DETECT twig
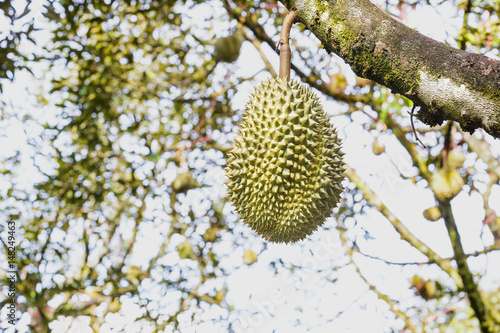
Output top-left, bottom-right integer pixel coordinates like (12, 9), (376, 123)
(344, 166), (463, 287)
(359, 246), (499, 266)
(338, 227), (417, 331)
(408, 105), (427, 149)
(384, 115), (432, 180)
(225, 2), (367, 105)
(244, 26), (277, 77)
(278, 11), (298, 79)
(422, 299), (468, 324)
(400, 125), (444, 133)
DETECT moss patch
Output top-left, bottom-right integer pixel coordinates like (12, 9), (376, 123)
(340, 32), (421, 96)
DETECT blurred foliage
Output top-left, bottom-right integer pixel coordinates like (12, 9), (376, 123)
(0, 0), (499, 332)
(457, 0), (500, 52)
(0, 0), (36, 92)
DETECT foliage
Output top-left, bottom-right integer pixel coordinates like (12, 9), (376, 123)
(0, 0), (499, 332)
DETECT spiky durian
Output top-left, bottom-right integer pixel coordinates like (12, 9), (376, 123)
(447, 150), (466, 169)
(429, 169), (464, 202)
(172, 172), (200, 193)
(214, 28), (244, 63)
(423, 206), (441, 221)
(372, 138), (385, 155)
(177, 240), (196, 260)
(410, 275), (442, 300)
(242, 249), (258, 265)
(225, 77), (345, 243)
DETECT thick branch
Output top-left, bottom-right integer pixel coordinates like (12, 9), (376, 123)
(223, 1), (369, 105)
(279, 0), (500, 138)
(438, 201), (500, 333)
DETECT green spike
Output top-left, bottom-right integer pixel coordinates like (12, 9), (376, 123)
(283, 168), (291, 177)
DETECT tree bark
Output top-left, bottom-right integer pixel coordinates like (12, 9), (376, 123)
(278, 0), (500, 139)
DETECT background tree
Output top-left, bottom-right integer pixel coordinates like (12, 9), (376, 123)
(0, 0), (499, 332)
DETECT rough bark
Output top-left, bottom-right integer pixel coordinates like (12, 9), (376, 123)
(278, 0), (500, 139)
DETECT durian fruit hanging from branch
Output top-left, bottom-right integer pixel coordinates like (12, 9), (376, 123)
(372, 138), (385, 156)
(430, 168), (464, 202)
(225, 11), (345, 243)
(429, 148), (465, 202)
(214, 27), (244, 63)
(446, 150), (466, 169)
(422, 206), (441, 222)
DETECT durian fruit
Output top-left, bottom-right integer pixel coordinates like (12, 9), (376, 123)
(203, 227), (217, 243)
(172, 172), (200, 193)
(447, 150), (466, 169)
(423, 206), (441, 222)
(372, 138), (385, 155)
(214, 28), (244, 63)
(410, 275), (442, 300)
(242, 249), (258, 265)
(225, 77), (345, 243)
(125, 265), (145, 285)
(177, 240), (196, 260)
(429, 169), (464, 202)
(107, 299), (121, 313)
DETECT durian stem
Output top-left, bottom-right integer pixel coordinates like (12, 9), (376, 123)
(279, 11), (297, 79)
(439, 201), (500, 332)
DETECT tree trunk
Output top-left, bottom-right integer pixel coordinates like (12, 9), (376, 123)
(278, 0), (500, 139)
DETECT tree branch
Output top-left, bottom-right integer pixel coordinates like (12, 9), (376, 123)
(358, 246), (499, 266)
(338, 227), (417, 331)
(438, 201), (500, 332)
(223, 1), (369, 106)
(243, 26), (277, 77)
(344, 166), (463, 288)
(279, 0), (500, 138)
(462, 131), (500, 246)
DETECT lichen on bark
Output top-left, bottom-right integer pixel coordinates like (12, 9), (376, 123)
(280, 0), (500, 138)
